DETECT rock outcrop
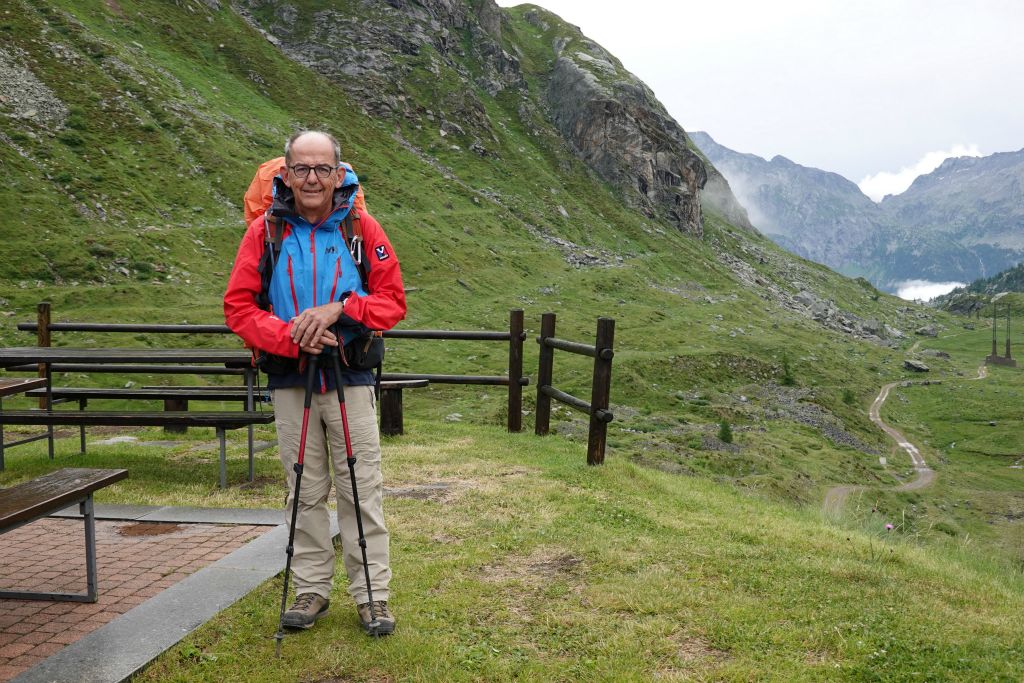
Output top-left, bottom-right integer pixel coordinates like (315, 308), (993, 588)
(235, 1), (751, 239)
(545, 49), (707, 236)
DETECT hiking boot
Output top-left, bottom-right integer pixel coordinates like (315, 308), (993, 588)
(282, 593), (329, 629)
(357, 600), (395, 636)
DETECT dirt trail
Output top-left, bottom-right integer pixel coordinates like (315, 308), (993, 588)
(822, 364), (987, 515)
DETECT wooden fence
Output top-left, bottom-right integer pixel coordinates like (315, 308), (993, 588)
(381, 309), (528, 432)
(535, 312), (615, 465)
(18, 304), (529, 433)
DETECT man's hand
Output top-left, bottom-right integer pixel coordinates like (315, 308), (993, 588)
(291, 301), (344, 351)
(298, 328), (338, 355)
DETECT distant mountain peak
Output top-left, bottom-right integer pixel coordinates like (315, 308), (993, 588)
(691, 134), (1024, 290)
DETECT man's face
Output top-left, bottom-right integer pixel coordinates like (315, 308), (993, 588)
(282, 133), (342, 222)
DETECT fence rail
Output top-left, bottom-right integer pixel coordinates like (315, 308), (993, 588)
(535, 313), (615, 465)
(16, 304), (528, 432)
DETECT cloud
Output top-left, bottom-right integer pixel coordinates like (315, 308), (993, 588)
(896, 280), (965, 302)
(858, 144), (983, 202)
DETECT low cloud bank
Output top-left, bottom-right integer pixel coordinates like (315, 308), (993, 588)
(858, 144), (982, 202)
(896, 280), (965, 301)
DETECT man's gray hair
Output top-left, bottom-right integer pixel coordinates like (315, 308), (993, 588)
(284, 130), (341, 165)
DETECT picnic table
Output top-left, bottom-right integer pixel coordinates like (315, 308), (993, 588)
(1, 468), (128, 602)
(0, 347), (267, 487)
(0, 378), (49, 470)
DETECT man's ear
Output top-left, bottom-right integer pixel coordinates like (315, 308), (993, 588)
(334, 168), (345, 189)
(280, 163), (291, 187)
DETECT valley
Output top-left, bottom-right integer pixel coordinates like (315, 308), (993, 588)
(0, 0), (1021, 679)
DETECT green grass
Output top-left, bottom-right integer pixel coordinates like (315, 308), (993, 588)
(864, 326), (1024, 563)
(7, 421), (1020, 681)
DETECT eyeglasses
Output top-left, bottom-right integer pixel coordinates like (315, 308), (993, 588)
(288, 164), (338, 180)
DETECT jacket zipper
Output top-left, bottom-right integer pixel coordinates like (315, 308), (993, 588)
(329, 257), (342, 303)
(310, 230), (318, 307)
(286, 255), (299, 319)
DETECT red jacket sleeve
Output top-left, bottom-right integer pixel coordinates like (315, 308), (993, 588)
(342, 210), (407, 331)
(223, 217), (301, 358)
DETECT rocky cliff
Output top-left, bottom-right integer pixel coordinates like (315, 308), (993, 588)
(233, 0), (751, 238)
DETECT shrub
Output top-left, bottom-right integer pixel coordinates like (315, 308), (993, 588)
(842, 388), (856, 405)
(58, 131), (85, 147)
(718, 420), (733, 444)
(780, 353), (796, 386)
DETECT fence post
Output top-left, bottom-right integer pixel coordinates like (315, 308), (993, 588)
(535, 312), (555, 436)
(507, 309), (524, 432)
(37, 302), (51, 409)
(587, 317), (615, 465)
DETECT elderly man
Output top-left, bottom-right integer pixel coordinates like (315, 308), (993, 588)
(225, 130), (406, 635)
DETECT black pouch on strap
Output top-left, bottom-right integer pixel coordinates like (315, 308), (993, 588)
(255, 350), (300, 375)
(344, 332), (385, 371)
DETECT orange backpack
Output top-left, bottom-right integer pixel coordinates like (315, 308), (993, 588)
(243, 156), (367, 224)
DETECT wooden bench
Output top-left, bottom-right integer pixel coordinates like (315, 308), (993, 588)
(0, 378), (49, 471)
(0, 411), (274, 488)
(0, 468), (128, 602)
(24, 386), (269, 451)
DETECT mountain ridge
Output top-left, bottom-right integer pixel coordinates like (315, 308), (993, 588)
(691, 131), (1024, 290)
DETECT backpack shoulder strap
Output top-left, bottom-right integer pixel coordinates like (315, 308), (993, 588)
(343, 210), (371, 293)
(256, 216), (285, 311)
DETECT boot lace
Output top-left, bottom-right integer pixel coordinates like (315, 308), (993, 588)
(292, 593), (318, 611)
(369, 600), (391, 618)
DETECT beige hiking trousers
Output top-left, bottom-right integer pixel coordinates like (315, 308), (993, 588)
(273, 383), (390, 604)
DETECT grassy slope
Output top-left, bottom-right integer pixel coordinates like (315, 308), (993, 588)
(0, 0), (1022, 678)
(868, 328), (1024, 560)
(5, 422), (1022, 681)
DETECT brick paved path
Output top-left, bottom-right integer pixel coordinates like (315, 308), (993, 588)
(0, 518), (269, 681)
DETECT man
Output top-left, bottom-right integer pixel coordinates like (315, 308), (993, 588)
(224, 130), (406, 636)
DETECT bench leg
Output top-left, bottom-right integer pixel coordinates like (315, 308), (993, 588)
(82, 495), (98, 602)
(164, 398), (188, 433)
(246, 369), (255, 482)
(248, 425), (255, 482)
(248, 425), (254, 482)
(218, 427), (227, 489)
(79, 397), (87, 454)
(46, 364), (54, 460)
(0, 494), (100, 602)
(380, 388), (404, 436)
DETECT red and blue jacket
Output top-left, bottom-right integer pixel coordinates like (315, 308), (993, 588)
(224, 172), (406, 390)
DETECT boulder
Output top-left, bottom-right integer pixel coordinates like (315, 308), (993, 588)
(915, 324), (939, 337)
(904, 359), (930, 372)
(884, 324), (906, 339)
(794, 290), (818, 308)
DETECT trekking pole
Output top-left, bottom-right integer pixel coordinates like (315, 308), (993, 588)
(325, 342), (382, 636)
(274, 354), (319, 657)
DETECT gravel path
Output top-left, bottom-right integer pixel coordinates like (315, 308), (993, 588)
(822, 364), (986, 515)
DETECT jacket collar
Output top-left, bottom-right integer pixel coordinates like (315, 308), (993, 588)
(268, 171), (358, 226)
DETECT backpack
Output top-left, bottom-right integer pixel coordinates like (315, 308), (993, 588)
(243, 156), (367, 225)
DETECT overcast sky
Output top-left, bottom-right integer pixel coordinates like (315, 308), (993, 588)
(496, 0), (1024, 201)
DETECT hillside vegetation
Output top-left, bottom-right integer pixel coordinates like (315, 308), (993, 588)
(1, 1), (1022, 679)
